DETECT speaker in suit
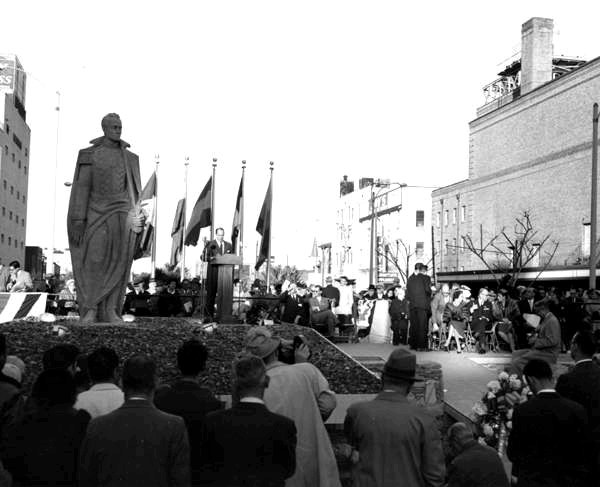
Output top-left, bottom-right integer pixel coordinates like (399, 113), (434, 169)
(202, 229), (233, 319)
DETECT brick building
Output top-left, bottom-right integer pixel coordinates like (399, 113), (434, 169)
(432, 17), (600, 287)
(0, 54), (30, 266)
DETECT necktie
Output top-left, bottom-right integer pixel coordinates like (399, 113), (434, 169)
(220, 243), (223, 254)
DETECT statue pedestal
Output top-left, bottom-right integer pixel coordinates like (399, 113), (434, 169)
(213, 254), (242, 322)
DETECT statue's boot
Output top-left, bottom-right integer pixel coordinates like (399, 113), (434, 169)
(80, 309), (97, 324)
(105, 309), (124, 323)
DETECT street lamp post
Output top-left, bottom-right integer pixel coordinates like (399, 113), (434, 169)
(590, 102), (599, 290)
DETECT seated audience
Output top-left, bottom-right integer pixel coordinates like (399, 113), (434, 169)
(123, 279), (152, 316)
(493, 289), (520, 352)
(443, 289), (469, 353)
(2, 369), (91, 487)
(157, 280), (183, 317)
(446, 422), (509, 487)
(57, 279), (79, 316)
(245, 327), (340, 487)
(308, 285), (337, 337)
(279, 283), (310, 325)
(6, 261), (33, 293)
(78, 355), (190, 487)
(154, 340), (223, 485)
(510, 298), (561, 377)
(199, 354), (297, 486)
(74, 347), (124, 419)
(507, 359), (592, 486)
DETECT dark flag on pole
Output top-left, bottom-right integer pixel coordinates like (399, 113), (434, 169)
(136, 171), (157, 259)
(231, 174), (243, 253)
(255, 177), (272, 271)
(170, 198), (186, 266)
(185, 176), (212, 246)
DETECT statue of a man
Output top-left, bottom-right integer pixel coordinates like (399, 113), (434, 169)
(67, 113), (145, 323)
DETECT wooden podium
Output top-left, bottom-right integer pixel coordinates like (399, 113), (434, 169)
(212, 254), (242, 322)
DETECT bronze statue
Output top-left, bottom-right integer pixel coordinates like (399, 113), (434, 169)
(67, 114), (145, 323)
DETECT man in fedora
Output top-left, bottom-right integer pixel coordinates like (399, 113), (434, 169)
(344, 348), (445, 487)
(244, 327), (340, 487)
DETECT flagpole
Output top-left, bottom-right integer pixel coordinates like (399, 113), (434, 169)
(150, 154), (159, 281)
(181, 157), (189, 282)
(266, 161), (274, 290)
(240, 160), (246, 269)
(211, 158), (217, 238)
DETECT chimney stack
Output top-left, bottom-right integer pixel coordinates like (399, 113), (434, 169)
(520, 17), (554, 95)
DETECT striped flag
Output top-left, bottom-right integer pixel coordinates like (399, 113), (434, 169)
(137, 172), (157, 259)
(231, 173), (243, 253)
(170, 198), (186, 266)
(0, 293), (48, 323)
(255, 177), (272, 270)
(185, 176), (212, 246)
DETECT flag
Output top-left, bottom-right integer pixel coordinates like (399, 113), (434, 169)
(185, 176), (212, 246)
(255, 177), (272, 270)
(137, 172), (157, 259)
(231, 174), (243, 253)
(170, 198), (186, 266)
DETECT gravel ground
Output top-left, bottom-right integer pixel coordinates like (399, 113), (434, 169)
(0, 318), (382, 395)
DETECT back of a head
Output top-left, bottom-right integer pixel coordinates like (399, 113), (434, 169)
(233, 354), (267, 398)
(177, 340), (208, 376)
(447, 422), (474, 453)
(43, 344), (80, 371)
(87, 347), (120, 383)
(122, 355), (156, 395)
(32, 369), (77, 409)
(523, 358), (553, 381)
(572, 331), (597, 357)
(0, 334), (6, 367)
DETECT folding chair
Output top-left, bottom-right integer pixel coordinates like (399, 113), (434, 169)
(485, 323), (500, 353)
(463, 324), (476, 352)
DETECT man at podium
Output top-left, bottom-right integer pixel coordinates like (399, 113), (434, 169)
(202, 228), (234, 320)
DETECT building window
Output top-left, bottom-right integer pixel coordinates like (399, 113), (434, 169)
(416, 241), (424, 258)
(24, 165), (27, 175)
(21, 219), (24, 227)
(25, 147), (28, 157)
(436, 240), (441, 256)
(8, 237), (11, 246)
(15, 215), (18, 224)
(461, 205), (466, 223)
(18, 160), (21, 169)
(452, 237), (457, 254)
(20, 241), (23, 249)
(10, 186), (13, 195)
(11, 153), (15, 163)
(416, 210), (425, 227)
(3, 145), (7, 155)
(9, 211), (12, 221)
(444, 239), (449, 255)
(16, 191), (19, 200)
(2, 180), (6, 190)
(22, 195), (25, 204)
(0, 234), (3, 244)
(435, 212), (440, 227)
(444, 210), (448, 226)
(452, 208), (457, 225)
(14, 239), (17, 248)
(1, 207), (4, 216)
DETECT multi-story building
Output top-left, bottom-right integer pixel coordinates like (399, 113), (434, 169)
(0, 54), (30, 266)
(432, 17), (600, 287)
(333, 176), (432, 289)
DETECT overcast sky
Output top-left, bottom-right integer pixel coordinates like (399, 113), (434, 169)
(1, 0), (599, 273)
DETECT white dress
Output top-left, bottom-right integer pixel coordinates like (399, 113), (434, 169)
(335, 285), (354, 316)
(369, 298), (392, 344)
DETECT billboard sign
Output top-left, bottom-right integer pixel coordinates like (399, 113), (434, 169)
(0, 54), (15, 91)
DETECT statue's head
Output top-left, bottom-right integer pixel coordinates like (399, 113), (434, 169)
(101, 113), (122, 142)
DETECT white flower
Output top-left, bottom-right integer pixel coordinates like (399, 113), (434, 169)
(487, 380), (501, 393)
(509, 378), (522, 391)
(506, 408), (513, 420)
(472, 401), (488, 416)
(506, 421), (513, 429)
(487, 391), (497, 400)
(478, 437), (487, 446)
(498, 371), (509, 381)
(483, 424), (494, 437)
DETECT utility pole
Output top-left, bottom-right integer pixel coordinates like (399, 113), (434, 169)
(369, 182), (376, 284)
(590, 102), (599, 289)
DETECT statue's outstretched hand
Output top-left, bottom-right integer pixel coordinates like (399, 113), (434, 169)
(68, 221), (86, 247)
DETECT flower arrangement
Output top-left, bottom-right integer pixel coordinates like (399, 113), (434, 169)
(471, 370), (532, 456)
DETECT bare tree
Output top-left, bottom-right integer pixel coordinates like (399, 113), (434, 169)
(377, 237), (432, 285)
(461, 210), (559, 288)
